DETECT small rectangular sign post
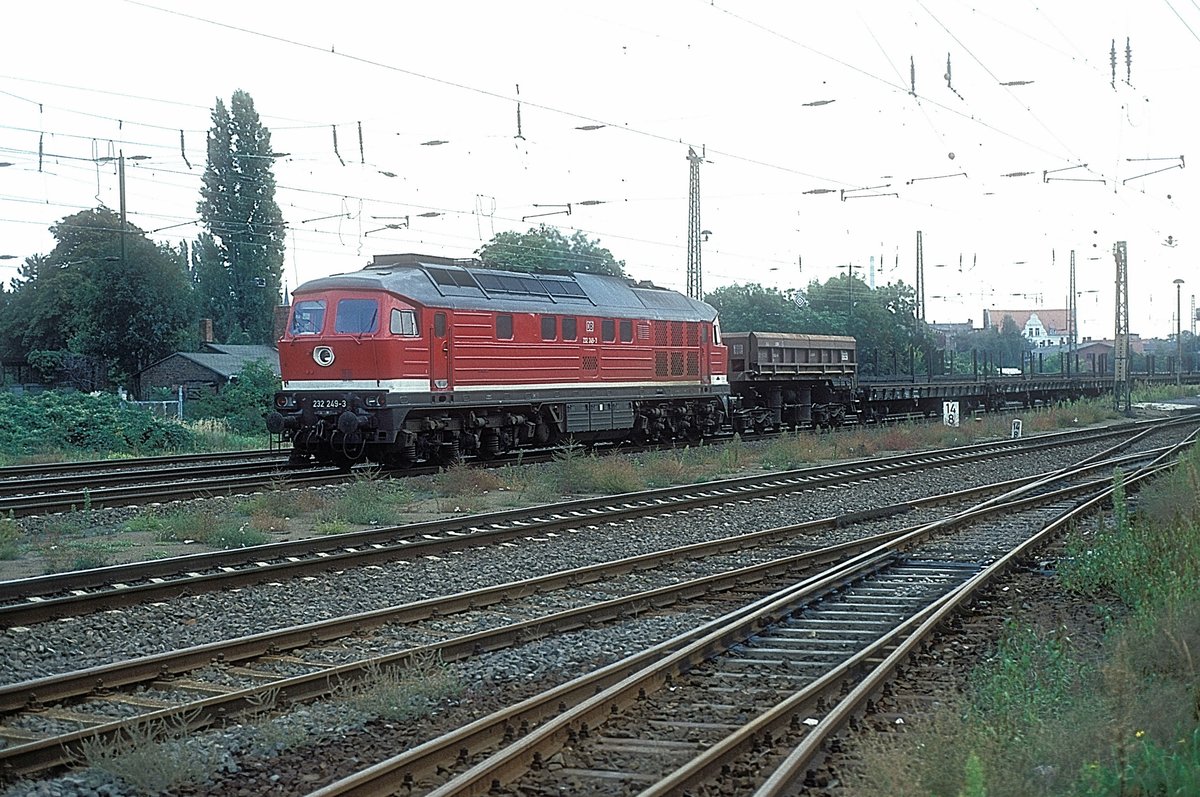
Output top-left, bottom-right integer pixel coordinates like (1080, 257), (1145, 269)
(942, 400), (960, 427)
(1011, 419), (1023, 438)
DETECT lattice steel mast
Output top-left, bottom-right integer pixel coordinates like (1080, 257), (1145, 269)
(1113, 241), (1131, 413)
(915, 230), (925, 321)
(1068, 250), (1077, 375)
(686, 147), (704, 301)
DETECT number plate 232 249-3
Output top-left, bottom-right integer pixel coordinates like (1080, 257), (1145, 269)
(311, 398), (348, 410)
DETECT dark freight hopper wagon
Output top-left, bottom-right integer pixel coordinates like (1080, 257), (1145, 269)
(723, 331), (858, 431)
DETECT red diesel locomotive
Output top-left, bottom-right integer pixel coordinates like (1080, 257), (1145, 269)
(267, 253), (730, 466)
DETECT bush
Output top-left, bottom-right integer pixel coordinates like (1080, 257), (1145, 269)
(0, 390), (193, 460)
(185, 360), (279, 436)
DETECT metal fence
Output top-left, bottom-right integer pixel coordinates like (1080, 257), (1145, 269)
(128, 399), (184, 421)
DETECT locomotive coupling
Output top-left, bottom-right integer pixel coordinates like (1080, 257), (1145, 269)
(265, 411), (291, 434)
(337, 410), (373, 435)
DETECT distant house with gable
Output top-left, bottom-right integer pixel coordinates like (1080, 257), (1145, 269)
(135, 343), (280, 400)
(983, 308), (1071, 347)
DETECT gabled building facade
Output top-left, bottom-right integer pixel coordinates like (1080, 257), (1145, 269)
(983, 308), (1071, 347)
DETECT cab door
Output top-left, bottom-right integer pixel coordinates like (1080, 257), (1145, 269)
(430, 311), (452, 390)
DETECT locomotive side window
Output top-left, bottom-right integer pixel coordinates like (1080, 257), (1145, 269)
(434, 313), (447, 337)
(602, 319), (616, 342)
(290, 300), (326, 335)
(497, 314), (514, 340)
(619, 319), (633, 342)
(541, 316), (557, 341)
(562, 317), (578, 340)
(334, 299), (379, 334)
(389, 308), (419, 336)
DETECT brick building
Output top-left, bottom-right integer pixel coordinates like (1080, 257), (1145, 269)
(135, 343), (280, 400)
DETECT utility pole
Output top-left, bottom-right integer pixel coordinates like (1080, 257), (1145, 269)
(686, 147), (704, 301)
(1113, 241), (1131, 414)
(118, 150), (127, 267)
(1175, 278), (1185, 384)
(1068, 250), (1076, 376)
(915, 230), (925, 322)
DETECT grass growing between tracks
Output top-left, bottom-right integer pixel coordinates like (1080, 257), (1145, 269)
(0, 397), (1131, 579)
(852, 450), (1200, 797)
(62, 659), (464, 794)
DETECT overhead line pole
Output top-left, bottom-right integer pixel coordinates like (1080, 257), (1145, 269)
(1068, 250), (1076, 376)
(686, 147), (704, 301)
(1113, 241), (1130, 414)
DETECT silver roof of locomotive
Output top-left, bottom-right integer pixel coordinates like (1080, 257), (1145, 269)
(293, 253), (718, 323)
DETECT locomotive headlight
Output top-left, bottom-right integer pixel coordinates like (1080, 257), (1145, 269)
(275, 394), (296, 409)
(364, 394), (383, 407)
(313, 346), (335, 367)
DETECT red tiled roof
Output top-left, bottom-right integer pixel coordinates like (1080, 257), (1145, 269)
(984, 308), (1071, 334)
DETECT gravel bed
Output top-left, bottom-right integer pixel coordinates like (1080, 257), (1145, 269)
(2, 425), (1189, 796)
(2, 612), (713, 797)
(0, 443), (1130, 687)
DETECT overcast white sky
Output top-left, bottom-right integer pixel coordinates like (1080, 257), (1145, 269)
(2, 1), (1198, 340)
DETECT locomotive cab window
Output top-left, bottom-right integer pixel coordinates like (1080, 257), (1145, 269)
(619, 319), (633, 343)
(389, 308), (420, 336)
(602, 319), (616, 342)
(562, 317), (578, 341)
(334, 299), (378, 334)
(497, 314), (514, 340)
(290, 300), (326, 335)
(541, 316), (557, 341)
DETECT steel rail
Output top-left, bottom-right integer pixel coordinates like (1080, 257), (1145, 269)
(0, 460), (302, 496)
(0, 448), (1161, 779)
(302, 447), (1184, 796)
(0, 464), (1089, 712)
(0, 423), (1177, 624)
(751, 458), (1181, 795)
(0, 449), (285, 479)
(6, 417), (1183, 602)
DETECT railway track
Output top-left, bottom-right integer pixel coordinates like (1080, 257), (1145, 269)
(7, 409), (1194, 518)
(0, 418), (1189, 626)
(0, 449), (286, 480)
(307, 435), (1193, 796)
(0, 437), (1182, 781)
(2, 417), (1190, 782)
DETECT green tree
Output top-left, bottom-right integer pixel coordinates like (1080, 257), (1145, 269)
(5, 252), (80, 358)
(704, 283), (808, 332)
(14, 208), (194, 385)
(197, 90), (285, 343)
(958, 315), (1030, 371)
(476, 225), (625, 276)
(0, 210), (194, 387)
(706, 276), (934, 376)
(186, 360), (279, 435)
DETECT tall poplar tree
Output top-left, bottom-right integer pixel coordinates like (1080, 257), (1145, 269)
(196, 90), (285, 343)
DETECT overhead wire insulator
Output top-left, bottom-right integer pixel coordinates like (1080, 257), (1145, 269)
(332, 125), (345, 166)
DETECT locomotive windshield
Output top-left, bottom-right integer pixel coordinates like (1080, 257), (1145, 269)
(290, 300), (326, 335)
(334, 298), (379, 334)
